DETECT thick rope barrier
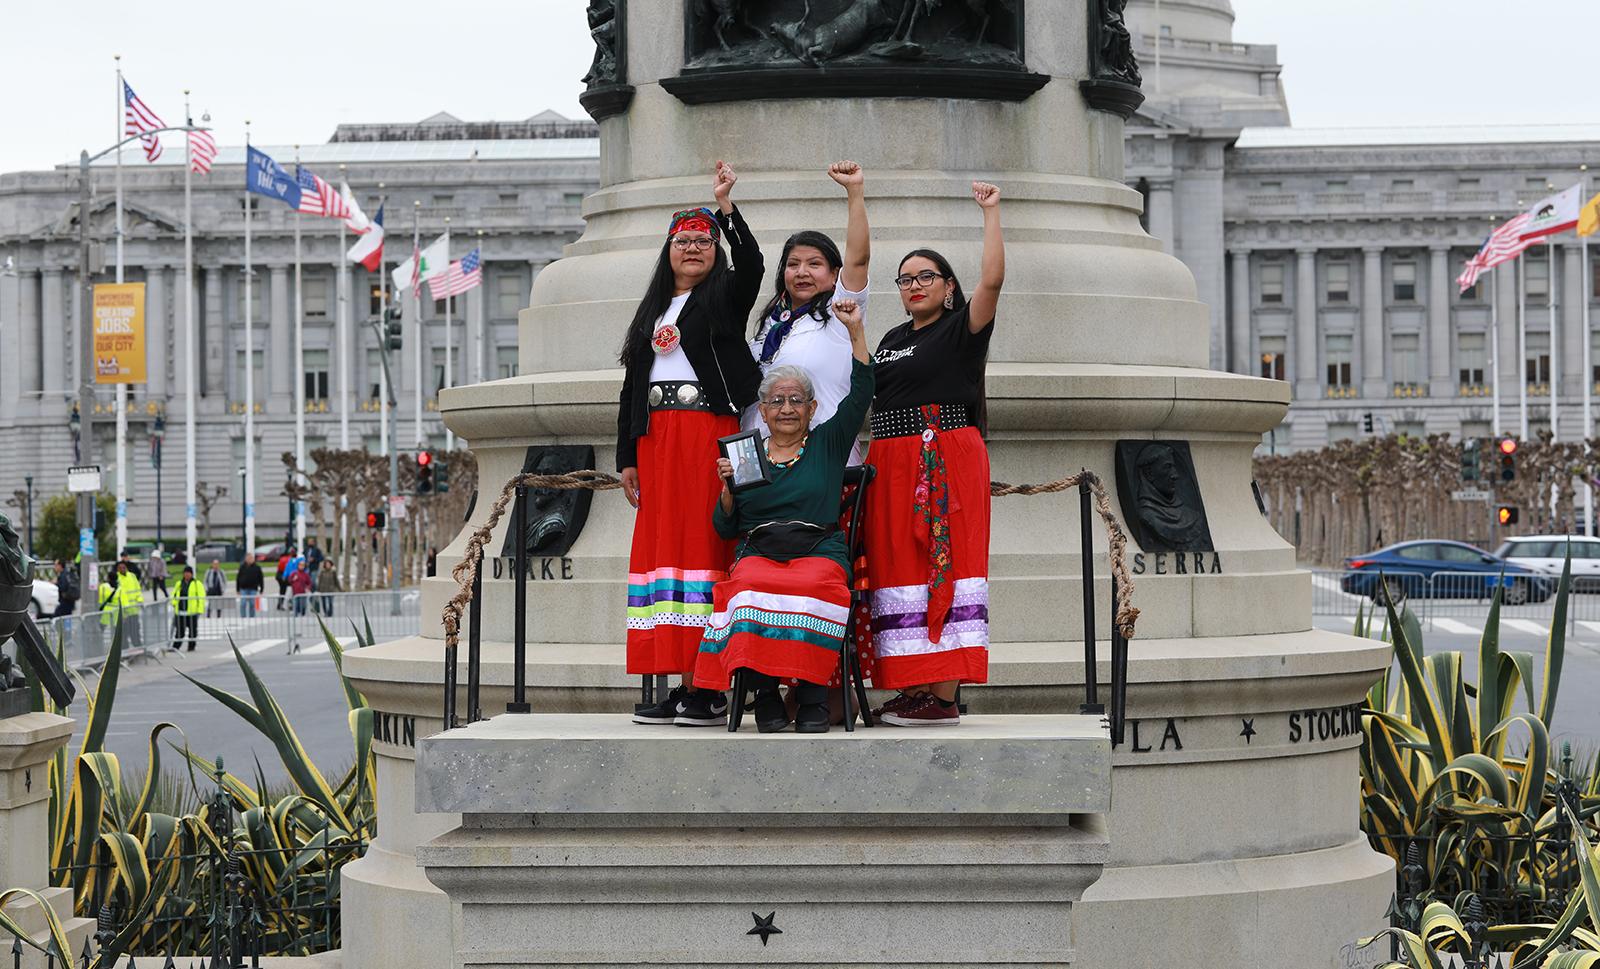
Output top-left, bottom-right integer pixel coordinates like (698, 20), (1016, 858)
(443, 468), (1141, 657)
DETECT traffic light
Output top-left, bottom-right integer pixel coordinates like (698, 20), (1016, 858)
(435, 461), (450, 494)
(366, 510), (386, 529)
(1460, 438), (1480, 482)
(416, 450), (434, 495)
(385, 306), (403, 351)
(1498, 437), (1518, 482)
(1363, 412), (1374, 434)
(1497, 505), (1519, 526)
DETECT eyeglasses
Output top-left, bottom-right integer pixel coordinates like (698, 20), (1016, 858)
(761, 394), (812, 409)
(672, 236), (715, 252)
(895, 270), (945, 290)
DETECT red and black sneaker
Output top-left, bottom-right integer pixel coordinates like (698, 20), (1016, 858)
(870, 692), (918, 720)
(880, 692), (960, 727)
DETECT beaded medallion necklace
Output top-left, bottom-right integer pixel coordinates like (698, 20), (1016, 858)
(765, 434), (808, 469)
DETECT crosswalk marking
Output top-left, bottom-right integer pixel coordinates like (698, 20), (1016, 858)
(295, 636), (356, 657)
(1501, 619), (1549, 637)
(1575, 621), (1600, 637)
(237, 638), (285, 657)
(1430, 618), (1481, 636)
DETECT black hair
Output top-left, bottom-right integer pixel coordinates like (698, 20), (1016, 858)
(754, 231), (844, 335)
(898, 247), (987, 435)
(618, 237), (730, 367)
(898, 248), (968, 313)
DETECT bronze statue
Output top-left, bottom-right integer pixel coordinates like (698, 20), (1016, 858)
(771, 0), (897, 64)
(694, 0), (747, 51)
(1097, 0), (1141, 87)
(0, 511), (74, 710)
(684, 0), (1026, 68)
(501, 446), (597, 560)
(583, 0), (622, 88)
(1114, 441), (1214, 553)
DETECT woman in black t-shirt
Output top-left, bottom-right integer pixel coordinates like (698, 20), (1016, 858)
(865, 181), (1005, 727)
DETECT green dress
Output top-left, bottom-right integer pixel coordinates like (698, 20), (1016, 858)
(713, 358), (874, 572)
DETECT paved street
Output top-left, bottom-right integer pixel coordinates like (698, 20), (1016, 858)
(61, 634), (362, 787)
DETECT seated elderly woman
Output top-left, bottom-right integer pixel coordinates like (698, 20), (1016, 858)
(692, 298), (872, 732)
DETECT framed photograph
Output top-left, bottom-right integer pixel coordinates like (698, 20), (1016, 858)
(718, 430), (772, 494)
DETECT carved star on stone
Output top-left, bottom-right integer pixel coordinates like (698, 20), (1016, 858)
(1239, 719), (1257, 745)
(748, 911), (783, 946)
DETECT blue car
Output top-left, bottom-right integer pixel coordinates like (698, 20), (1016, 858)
(1339, 540), (1555, 605)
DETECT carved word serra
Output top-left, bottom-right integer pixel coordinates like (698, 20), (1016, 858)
(1131, 551), (1223, 575)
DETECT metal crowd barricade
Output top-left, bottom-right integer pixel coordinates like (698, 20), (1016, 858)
(34, 588), (421, 670)
(1309, 568), (1583, 637)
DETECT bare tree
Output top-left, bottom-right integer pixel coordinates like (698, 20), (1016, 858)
(193, 482), (230, 543)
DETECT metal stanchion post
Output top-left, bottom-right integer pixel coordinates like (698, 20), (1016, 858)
(468, 561), (483, 723)
(507, 485), (530, 713)
(1079, 476), (1103, 716)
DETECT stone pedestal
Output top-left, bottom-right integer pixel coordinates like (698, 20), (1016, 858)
(415, 714), (1109, 968)
(0, 713), (93, 967)
(338, 1), (1394, 966)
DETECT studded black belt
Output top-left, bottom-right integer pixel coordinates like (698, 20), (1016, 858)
(869, 403), (975, 439)
(647, 380), (714, 412)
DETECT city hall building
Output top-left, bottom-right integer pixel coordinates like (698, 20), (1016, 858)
(2, 0), (1596, 539)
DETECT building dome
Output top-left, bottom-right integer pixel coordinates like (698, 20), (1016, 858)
(1125, 0), (1236, 44)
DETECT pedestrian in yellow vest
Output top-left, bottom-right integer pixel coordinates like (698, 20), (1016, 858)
(99, 561), (146, 651)
(172, 565), (206, 653)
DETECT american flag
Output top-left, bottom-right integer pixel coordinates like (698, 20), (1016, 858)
(293, 166), (352, 220)
(428, 248), (483, 300)
(122, 80), (165, 163)
(187, 127), (217, 175)
(1458, 212), (1536, 293)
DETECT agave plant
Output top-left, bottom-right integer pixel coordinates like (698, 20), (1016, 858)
(0, 615), (375, 965)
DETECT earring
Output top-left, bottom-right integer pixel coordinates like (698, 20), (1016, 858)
(943, 293), (954, 309)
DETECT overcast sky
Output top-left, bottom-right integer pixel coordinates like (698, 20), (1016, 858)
(1, 0), (1591, 175)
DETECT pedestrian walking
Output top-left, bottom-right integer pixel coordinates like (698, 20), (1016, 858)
(52, 559), (79, 617)
(146, 550), (168, 599)
(275, 548), (293, 610)
(171, 565), (206, 653)
(315, 560), (339, 615)
(204, 561), (226, 617)
(98, 560), (145, 651)
(236, 553), (264, 618)
(306, 539), (324, 581)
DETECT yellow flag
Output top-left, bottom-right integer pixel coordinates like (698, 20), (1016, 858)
(1580, 191), (1600, 238)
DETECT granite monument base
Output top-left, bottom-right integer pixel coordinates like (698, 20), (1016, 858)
(413, 714), (1109, 968)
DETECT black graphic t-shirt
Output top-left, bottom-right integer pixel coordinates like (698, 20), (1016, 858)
(871, 303), (993, 412)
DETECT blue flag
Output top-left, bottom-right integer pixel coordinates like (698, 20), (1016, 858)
(246, 146), (301, 209)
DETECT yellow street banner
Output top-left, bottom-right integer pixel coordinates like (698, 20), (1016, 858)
(1579, 191), (1600, 238)
(92, 283), (146, 384)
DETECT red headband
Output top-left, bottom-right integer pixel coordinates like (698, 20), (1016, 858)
(668, 207), (720, 241)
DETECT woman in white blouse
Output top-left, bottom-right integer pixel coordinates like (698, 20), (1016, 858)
(743, 161), (871, 461)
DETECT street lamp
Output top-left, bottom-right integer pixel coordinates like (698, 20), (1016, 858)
(150, 415), (165, 549)
(22, 475), (33, 558)
(68, 404), (81, 463)
(237, 466), (247, 559)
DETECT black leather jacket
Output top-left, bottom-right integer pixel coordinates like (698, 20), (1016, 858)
(615, 205), (764, 470)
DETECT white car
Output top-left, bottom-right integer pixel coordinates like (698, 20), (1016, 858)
(1494, 535), (1600, 591)
(29, 578), (60, 618)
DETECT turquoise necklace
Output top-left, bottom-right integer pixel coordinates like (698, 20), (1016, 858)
(765, 434), (808, 468)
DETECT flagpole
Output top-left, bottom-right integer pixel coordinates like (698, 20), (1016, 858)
(183, 91), (198, 564)
(443, 217), (453, 452)
(243, 122), (256, 553)
(1583, 163), (1594, 534)
(413, 201), (422, 449)
(1519, 250), (1529, 441)
(475, 228), (486, 386)
(1491, 260), (1501, 437)
(337, 165), (351, 585)
(292, 146), (306, 551)
(377, 185), (389, 459)
(113, 57), (128, 559)
(1550, 236), (1560, 441)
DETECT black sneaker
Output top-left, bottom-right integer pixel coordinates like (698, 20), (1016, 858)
(674, 689), (729, 727)
(632, 684), (689, 725)
(754, 690), (790, 733)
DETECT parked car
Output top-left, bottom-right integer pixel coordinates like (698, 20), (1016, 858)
(29, 578), (59, 619)
(195, 542), (243, 563)
(1494, 535), (1600, 592)
(1339, 540), (1555, 606)
(254, 543), (288, 561)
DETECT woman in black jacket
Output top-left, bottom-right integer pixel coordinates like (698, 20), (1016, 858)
(621, 161), (765, 728)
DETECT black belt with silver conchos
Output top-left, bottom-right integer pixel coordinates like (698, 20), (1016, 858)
(869, 403), (975, 439)
(648, 380), (714, 412)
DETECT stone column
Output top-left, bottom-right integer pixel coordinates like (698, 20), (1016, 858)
(171, 266), (193, 402)
(1229, 249), (1251, 376)
(40, 269), (64, 399)
(145, 267), (168, 400)
(1428, 246), (1453, 397)
(0, 713), (93, 961)
(269, 265), (291, 410)
(203, 264), (224, 397)
(0, 271), (18, 420)
(465, 277), (485, 387)
(1361, 246), (1386, 398)
(1496, 260), (1519, 388)
(1146, 179), (1175, 255)
(1294, 248), (1318, 400)
(15, 270), (40, 399)
(1563, 243), (1584, 405)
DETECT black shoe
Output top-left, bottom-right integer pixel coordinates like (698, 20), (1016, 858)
(632, 685), (689, 725)
(674, 689), (729, 727)
(795, 702), (830, 733)
(754, 690), (790, 733)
